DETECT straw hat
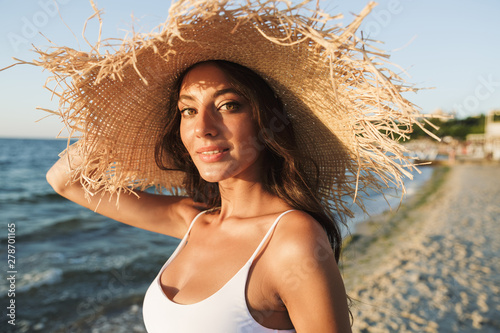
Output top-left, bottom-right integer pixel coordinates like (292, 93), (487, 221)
(30, 0), (426, 218)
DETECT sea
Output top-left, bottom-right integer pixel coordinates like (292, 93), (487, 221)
(0, 138), (434, 332)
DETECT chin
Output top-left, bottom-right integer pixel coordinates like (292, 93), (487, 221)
(198, 170), (225, 183)
(200, 175), (222, 183)
(198, 167), (237, 184)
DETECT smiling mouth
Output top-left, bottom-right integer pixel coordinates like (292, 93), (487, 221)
(199, 149), (229, 155)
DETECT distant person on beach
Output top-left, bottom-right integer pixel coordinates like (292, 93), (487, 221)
(37, 0), (423, 331)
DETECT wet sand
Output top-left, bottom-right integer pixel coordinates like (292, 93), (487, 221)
(343, 163), (500, 332)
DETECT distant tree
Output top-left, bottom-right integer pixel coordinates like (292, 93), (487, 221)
(407, 114), (485, 141)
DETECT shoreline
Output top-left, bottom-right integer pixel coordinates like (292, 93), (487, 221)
(341, 165), (450, 270)
(346, 164), (443, 240)
(340, 164), (450, 302)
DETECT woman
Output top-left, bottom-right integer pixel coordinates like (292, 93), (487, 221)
(39, 0), (422, 331)
(48, 59), (351, 332)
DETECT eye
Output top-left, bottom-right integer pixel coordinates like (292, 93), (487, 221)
(219, 102), (240, 112)
(179, 108), (196, 117)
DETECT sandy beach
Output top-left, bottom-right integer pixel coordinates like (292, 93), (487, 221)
(76, 163), (500, 332)
(343, 163), (500, 332)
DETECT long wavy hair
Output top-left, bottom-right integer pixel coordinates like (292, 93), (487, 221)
(155, 60), (343, 262)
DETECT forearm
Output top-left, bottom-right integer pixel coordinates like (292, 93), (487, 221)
(45, 143), (200, 237)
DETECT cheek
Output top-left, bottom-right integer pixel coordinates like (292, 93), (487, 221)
(179, 122), (190, 150)
(236, 125), (262, 158)
(239, 140), (260, 163)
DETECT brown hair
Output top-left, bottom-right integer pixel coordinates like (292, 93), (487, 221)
(155, 60), (343, 262)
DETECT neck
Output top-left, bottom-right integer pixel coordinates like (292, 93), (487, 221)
(211, 177), (286, 223)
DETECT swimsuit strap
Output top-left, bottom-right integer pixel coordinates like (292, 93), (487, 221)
(248, 210), (296, 263)
(185, 210), (207, 236)
(165, 210), (206, 264)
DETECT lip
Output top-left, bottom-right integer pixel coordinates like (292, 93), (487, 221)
(196, 146), (230, 162)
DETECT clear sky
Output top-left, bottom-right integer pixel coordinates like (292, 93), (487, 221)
(1, 0), (499, 138)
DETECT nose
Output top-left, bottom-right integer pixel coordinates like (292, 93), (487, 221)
(194, 107), (218, 138)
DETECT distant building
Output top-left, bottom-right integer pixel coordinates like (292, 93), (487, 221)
(464, 110), (500, 161)
(484, 110), (500, 160)
(485, 110), (500, 137)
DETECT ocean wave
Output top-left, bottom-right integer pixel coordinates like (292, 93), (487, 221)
(2, 252), (161, 296)
(60, 251), (168, 280)
(2, 215), (111, 244)
(15, 268), (64, 293)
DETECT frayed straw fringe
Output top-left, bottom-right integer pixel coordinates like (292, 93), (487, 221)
(2, 0), (436, 220)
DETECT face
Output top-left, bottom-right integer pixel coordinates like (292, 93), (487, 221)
(178, 63), (262, 184)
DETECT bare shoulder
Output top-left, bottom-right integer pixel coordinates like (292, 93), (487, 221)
(264, 210), (335, 285)
(271, 210), (332, 260)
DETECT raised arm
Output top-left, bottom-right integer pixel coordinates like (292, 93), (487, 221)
(46, 144), (202, 238)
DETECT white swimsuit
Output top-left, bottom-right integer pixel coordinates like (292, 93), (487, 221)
(143, 210), (296, 332)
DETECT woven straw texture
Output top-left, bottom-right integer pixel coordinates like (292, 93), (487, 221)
(29, 0), (427, 218)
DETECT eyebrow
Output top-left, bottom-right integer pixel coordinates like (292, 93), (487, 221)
(178, 88), (243, 102)
(213, 88), (242, 98)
